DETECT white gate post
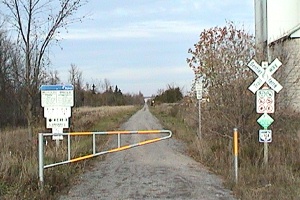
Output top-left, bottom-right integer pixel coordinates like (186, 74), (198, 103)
(38, 133), (44, 190)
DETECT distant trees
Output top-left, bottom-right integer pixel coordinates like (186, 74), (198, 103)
(154, 85), (183, 103)
(46, 70), (61, 85)
(0, 29), (24, 127)
(0, 0), (144, 132)
(84, 83), (143, 106)
(1, 0), (87, 141)
(69, 64), (84, 107)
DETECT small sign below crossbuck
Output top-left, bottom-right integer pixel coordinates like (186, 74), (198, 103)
(257, 113), (274, 129)
(248, 58), (283, 94)
(256, 89), (275, 113)
(259, 130), (272, 143)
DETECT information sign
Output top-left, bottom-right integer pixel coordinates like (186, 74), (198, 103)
(40, 85), (74, 140)
(40, 85), (74, 107)
(256, 89), (275, 113)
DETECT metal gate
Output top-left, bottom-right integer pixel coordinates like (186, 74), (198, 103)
(38, 129), (172, 187)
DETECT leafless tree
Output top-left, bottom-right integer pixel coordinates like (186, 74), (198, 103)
(68, 63), (83, 89)
(48, 69), (60, 84)
(68, 63), (84, 106)
(1, 0), (87, 141)
(103, 78), (111, 92)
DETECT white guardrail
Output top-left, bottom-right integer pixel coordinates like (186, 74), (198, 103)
(38, 130), (172, 188)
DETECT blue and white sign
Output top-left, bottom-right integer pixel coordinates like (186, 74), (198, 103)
(40, 85), (74, 107)
(40, 85), (74, 140)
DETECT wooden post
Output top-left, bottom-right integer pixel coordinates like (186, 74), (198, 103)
(264, 139), (268, 166)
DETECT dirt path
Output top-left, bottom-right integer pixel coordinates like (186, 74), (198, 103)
(59, 104), (236, 200)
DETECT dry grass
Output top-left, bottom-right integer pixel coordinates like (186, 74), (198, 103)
(0, 105), (140, 199)
(151, 103), (300, 200)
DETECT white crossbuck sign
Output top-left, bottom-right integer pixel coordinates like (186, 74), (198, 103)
(248, 58), (283, 94)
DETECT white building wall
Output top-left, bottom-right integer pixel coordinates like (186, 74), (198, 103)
(271, 39), (300, 111)
(267, 0), (300, 44)
(255, 0), (300, 111)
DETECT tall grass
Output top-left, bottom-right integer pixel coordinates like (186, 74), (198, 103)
(0, 105), (140, 199)
(151, 103), (300, 200)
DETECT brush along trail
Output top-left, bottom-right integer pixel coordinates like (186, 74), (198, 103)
(60, 104), (236, 200)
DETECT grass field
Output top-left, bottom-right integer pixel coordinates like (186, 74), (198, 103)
(150, 103), (300, 200)
(0, 105), (141, 199)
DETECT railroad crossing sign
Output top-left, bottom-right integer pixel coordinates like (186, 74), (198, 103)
(259, 130), (272, 143)
(256, 89), (275, 113)
(257, 113), (274, 129)
(248, 58), (283, 94)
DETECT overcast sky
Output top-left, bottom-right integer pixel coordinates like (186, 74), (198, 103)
(49, 0), (254, 96)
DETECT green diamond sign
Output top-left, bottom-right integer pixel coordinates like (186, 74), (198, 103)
(257, 113), (274, 129)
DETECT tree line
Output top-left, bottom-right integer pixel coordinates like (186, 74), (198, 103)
(153, 85), (183, 104)
(0, 22), (144, 130)
(0, 0), (145, 136)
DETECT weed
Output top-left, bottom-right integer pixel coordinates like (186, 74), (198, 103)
(0, 105), (140, 199)
(151, 103), (300, 200)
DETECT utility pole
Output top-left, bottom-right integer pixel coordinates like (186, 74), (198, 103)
(255, 0), (269, 166)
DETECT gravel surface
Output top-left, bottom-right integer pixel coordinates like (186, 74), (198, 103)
(59, 104), (236, 200)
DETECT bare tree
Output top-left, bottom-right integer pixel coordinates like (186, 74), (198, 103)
(68, 63), (83, 89)
(68, 63), (84, 106)
(48, 69), (60, 84)
(103, 78), (111, 92)
(1, 0), (87, 141)
(0, 29), (19, 126)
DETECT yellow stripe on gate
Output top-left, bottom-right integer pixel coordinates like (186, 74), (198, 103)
(107, 138), (162, 153)
(108, 145), (132, 153)
(70, 154), (94, 162)
(69, 132), (93, 136)
(139, 138), (161, 145)
(106, 130), (131, 134)
(137, 130), (161, 134)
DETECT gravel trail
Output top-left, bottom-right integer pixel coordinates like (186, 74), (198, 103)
(59, 104), (236, 200)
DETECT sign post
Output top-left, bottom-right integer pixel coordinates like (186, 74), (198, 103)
(247, 58), (282, 166)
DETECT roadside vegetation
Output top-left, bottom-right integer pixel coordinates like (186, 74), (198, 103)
(150, 22), (300, 200)
(151, 101), (300, 200)
(1, 1), (300, 198)
(151, 102), (300, 200)
(0, 105), (141, 199)
(0, 1), (144, 199)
